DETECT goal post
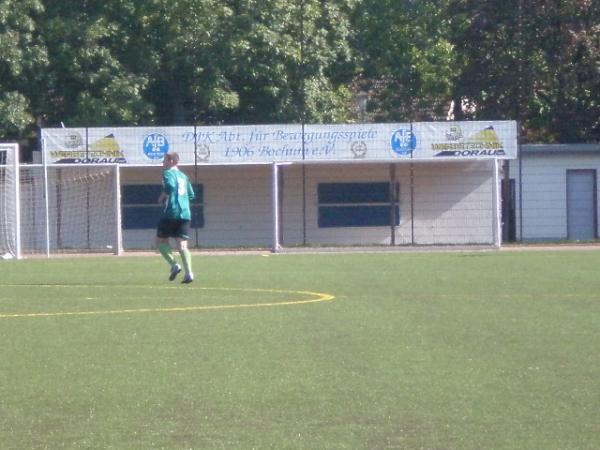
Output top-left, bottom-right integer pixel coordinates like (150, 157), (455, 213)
(0, 143), (21, 259)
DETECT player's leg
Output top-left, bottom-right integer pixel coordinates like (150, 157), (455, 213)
(172, 219), (193, 283)
(156, 219), (181, 280)
(176, 237), (193, 283)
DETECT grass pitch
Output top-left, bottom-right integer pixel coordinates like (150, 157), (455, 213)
(0, 250), (599, 449)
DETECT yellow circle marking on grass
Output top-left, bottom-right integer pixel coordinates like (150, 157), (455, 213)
(0, 285), (335, 319)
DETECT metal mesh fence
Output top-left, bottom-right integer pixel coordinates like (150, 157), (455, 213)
(6, 123), (512, 256)
(119, 160), (499, 250)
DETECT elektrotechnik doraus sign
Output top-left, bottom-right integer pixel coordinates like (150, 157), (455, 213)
(41, 121), (518, 165)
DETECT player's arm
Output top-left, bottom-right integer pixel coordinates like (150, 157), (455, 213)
(157, 192), (168, 205)
(187, 179), (195, 202)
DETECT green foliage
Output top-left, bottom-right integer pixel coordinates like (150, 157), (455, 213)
(0, 0), (46, 138)
(352, 0), (458, 121)
(39, 1), (154, 126)
(448, 0), (600, 142)
(529, 0), (600, 142)
(0, 0), (598, 144)
(220, 0), (355, 124)
(0, 91), (33, 132)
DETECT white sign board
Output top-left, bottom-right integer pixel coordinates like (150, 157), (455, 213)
(41, 121), (518, 165)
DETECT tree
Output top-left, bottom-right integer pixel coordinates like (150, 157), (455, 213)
(530, 0), (600, 142)
(38, 0), (153, 127)
(133, 0), (236, 124)
(13, 0), (357, 132)
(448, 0), (600, 143)
(215, 0), (356, 124)
(351, 0), (458, 122)
(4, 0), (598, 144)
(446, 0), (527, 121)
(75, 0), (358, 126)
(0, 0), (46, 139)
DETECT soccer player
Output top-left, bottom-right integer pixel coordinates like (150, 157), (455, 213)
(156, 152), (195, 283)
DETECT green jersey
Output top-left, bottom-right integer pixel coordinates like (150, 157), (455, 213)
(162, 167), (195, 220)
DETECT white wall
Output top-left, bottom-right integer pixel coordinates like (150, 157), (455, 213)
(122, 165), (274, 249)
(202, 165), (273, 247)
(411, 161), (496, 245)
(282, 161), (496, 246)
(280, 163), (399, 246)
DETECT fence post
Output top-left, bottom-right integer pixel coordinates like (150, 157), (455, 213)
(271, 162), (281, 253)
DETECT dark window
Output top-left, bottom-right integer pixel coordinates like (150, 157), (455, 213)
(122, 184), (204, 229)
(319, 182), (390, 204)
(318, 182), (399, 228)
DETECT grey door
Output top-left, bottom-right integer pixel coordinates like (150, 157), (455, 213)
(567, 170), (597, 240)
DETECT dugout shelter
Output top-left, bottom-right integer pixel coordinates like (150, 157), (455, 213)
(0, 121), (518, 258)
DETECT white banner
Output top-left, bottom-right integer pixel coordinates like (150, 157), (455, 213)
(41, 121), (518, 165)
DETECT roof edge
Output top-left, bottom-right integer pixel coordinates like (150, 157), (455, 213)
(521, 143), (600, 154)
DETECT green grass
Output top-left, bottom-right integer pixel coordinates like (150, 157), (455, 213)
(0, 250), (599, 449)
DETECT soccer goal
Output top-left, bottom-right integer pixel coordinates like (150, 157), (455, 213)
(42, 165), (122, 255)
(1, 144), (122, 258)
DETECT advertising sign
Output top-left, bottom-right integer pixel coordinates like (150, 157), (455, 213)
(41, 121), (518, 165)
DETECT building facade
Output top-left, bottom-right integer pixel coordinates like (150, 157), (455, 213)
(510, 144), (600, 242)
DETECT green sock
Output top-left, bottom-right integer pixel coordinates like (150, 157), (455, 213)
(180, 248), (193, 275)
(158, 243), (176, 267)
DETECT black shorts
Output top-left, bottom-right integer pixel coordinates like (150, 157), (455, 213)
(156, 218), (191, 240)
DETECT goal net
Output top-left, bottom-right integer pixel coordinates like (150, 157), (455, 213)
(21, 164), (121, 255)
(1, 148), (121, 258)
(0, 144), (20, 259)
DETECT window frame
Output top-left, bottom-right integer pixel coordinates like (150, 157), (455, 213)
(317, 182), (399, 228)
